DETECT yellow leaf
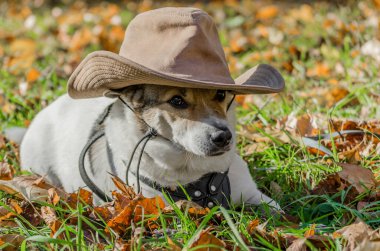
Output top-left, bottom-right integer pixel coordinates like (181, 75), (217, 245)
(26, 68), (40, 83)
(256, 5), (279, 20)
(304, 224), (316, 237)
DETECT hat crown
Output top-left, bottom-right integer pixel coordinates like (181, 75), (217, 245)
(119, 7), (234, 84)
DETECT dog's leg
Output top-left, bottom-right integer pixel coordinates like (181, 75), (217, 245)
(229, 153), (281, 210)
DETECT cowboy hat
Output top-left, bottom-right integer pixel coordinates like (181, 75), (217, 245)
(68, 7), (285, 99)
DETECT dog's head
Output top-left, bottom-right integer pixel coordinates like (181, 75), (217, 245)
(108, 85), (235, 157)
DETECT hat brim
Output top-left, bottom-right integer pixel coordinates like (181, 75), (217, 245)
(68, 51), (285, 99)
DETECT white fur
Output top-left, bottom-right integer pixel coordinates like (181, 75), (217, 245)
(20, 94), (280, 209)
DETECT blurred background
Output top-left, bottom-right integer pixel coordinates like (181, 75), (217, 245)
(1, 0), (380, 127)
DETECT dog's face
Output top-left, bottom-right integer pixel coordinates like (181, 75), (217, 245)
(119, 85), (234, 156)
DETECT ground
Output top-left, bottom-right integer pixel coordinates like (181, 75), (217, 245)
(0, 0), (380, 250)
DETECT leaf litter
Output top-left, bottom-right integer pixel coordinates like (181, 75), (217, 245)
(0, 166), (378, 250)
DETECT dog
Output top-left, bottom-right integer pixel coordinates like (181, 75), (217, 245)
(17, 7), (285, 209)
(18, 84), (280, 209)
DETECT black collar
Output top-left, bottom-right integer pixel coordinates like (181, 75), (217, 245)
(130, 170), (231, 208)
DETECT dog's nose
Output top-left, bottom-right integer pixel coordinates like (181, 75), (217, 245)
(210, 129), (232, 147)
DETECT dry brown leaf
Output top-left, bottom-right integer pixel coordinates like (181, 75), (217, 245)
(26, 68), (40, 83)
(295, 114), (317, 136)
(112, 191), (133, 214)
(6, 39), (36, 74)
(247, 219), (260, 235)
(0, 175), (66, 201)
(288, 4), (314, 22)
(164, 200), (210, 218)
(0, 162), (15, 180)
(354, 239), (380, 251)
(304, 224), (316, 237)
(111, 176), (136, 199)
(335, 221), (380, 251)
(99, 25), (124, 52)
(113, 238), (132, 251)
(168, 237), (182, 251)
(67, 188), (93, 208)
(286, 238), (307, 251)
(306, 63), (330, 78)
(326, 87), (350, 107)
(0, 220), (18, 228)
(0, 234), (25, 251)
(69, 27), (93, 51)
(48, 188), (60, 206)
(374, 0), (380, 8)
(287, 235), (332, 251)
(190, 227), (226, 251)
(41, 206), (62, 238)
(107, 195), (165, 235)
(93, 206), (113, 222)
(20, 202), (42, 226)
(337, 163), (378, 194)
(312, 163), (378, 202)
(0, 199), (23, 221)
(256, 5), (279, 20)
(0, 135), (6, 149)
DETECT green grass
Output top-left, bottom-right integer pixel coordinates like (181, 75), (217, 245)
(1, 0), (380, 250)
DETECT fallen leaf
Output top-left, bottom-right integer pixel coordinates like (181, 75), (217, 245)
(66, 188), (93, 208)
(326, 87), (350, 107)
(93, 205), (113, 222)
(288, 4), (314, 22)
(337, 163), (378, 194)
(0, 135), (5, 149)
(286, 238), (307, 251)
(41, 206), (62, 238)
(0, 199), (23, 221)
(111, 176), (136, 199)
(0, 162), (15, 180)
(48, 188), (60, 206)
(107, 195), (165, 235)
(26, 68), (40, 83)
(312, 163), (378, 202)
(6, 38), (36, 74)
(0, 234), (25, 251)
(286, 235), (332, 251)
(164, 200), (210, 218)
(335, 221), (380, 251)
(256, 5), (279, 20)
(354, 239), (380, 251)
(304, 224), (316, 237)
(168, 237), (182, 251)
(69, 27), (93, 51)
(190, 227), (226, 251)
(0, 175), (67, 201)
(247, 219), (260, 235)
(306, 63), (330, 78)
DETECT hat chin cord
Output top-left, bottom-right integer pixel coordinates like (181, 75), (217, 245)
(117, 96), (158, 194)
(78, 95), (158, 202)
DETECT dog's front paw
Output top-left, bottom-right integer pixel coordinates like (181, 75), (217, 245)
(247, 192), (283, 213)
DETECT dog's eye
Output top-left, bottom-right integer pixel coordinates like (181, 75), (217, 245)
(168, 95), (188, 109)
(214, 90), (226, 102)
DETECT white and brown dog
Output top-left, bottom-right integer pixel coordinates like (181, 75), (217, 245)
(19, 85), (280, 209)
(16, 7), (285, 209)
